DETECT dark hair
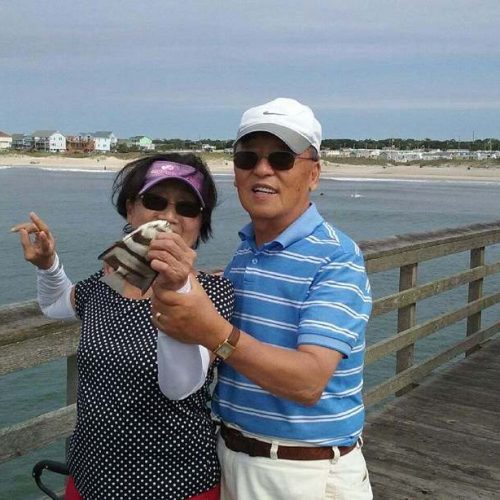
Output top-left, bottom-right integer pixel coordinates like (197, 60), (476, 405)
(112, 153), (217, 247)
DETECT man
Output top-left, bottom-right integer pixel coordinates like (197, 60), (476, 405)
(152, 97), (373, 499)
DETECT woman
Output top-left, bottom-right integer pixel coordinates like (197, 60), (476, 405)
(14, 153), (234, 500)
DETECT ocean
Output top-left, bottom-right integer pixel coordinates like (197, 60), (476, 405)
(1, 166), (499, 499)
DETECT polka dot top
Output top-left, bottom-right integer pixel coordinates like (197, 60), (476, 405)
(67, 270), (234, 500)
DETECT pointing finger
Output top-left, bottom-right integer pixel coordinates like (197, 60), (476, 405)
(10, 222), (39, 234)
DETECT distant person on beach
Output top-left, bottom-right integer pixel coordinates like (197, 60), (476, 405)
(13, 153), (234, 500)
(152, 98), (373, 499)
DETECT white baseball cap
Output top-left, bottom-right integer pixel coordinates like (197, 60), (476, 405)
(235, 97), (322, 154)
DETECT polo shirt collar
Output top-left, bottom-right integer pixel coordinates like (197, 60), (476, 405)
(238, 203), (324, 250)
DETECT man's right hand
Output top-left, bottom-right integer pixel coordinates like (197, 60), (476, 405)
(12, 212), (56, 270)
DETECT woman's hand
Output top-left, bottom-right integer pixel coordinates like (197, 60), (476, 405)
(148, 232), (197, 291)
(11, 212), (56, 270)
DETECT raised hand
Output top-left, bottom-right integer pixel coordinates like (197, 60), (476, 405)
(11, 212), (56, 269)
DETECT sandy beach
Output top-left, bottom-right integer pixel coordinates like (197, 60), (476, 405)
(1, 153), (500, 183)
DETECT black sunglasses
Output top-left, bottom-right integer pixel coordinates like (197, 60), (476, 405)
(233, 150), (316, 171)
(139, 193), (202, 218)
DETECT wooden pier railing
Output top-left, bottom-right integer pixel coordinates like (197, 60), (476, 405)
(1, 220), (500, 465)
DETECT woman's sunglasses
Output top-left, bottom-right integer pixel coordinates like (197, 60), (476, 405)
(233, 151), (316, 171)
(140, 193), (202, 218)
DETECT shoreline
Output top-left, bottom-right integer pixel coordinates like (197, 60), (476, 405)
(1, 153), (500, 183)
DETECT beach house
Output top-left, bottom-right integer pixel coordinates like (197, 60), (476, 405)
(94, 131), (117, 152)
(77, 131), (117, 152)
(11, 134), (34, 150)
(32, 130), (66, 152)
(66, 134), (96, 153)
(129, 136), (155, 151)
(0, 131), (12, 149)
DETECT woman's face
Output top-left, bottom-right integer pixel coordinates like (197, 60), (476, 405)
(126, 179), (203, 248)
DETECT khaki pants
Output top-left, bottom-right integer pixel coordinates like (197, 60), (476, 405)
(218, 434), (373, 500)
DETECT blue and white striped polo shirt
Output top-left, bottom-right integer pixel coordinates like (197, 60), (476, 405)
(213, 203), (372, 446)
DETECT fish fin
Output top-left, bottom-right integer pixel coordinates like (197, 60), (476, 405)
(97, 242), (119, 261)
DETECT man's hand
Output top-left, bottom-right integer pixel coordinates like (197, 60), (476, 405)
(148, 232), (197, 291)
(151, 275), (230, 349)
(12, 212), (56, 270)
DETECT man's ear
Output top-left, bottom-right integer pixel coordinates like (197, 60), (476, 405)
(309, 160), (321, 192)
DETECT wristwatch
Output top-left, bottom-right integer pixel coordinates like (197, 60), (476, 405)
(213, 326), (241, 360)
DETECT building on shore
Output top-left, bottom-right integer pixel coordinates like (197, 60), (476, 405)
(77, 131), (117, 152)
(11, 133), (34, 150)
(31, 130), (66, 152)
(93, 131), (117, 151)
(321, 147), (499, 163)
(129, 136), (155, 151)
(0, 131), (12, 149)
(66, 135), (96, 153)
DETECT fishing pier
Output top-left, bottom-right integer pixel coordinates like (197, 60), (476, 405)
(1, 220), (500, 499)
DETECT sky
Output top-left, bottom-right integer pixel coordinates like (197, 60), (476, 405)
(2, 0), (499, 141)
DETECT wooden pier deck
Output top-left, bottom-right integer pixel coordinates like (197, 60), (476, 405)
(364, 336), (500, 499)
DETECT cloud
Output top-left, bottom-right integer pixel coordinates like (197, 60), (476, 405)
(1, 0), (499, 137)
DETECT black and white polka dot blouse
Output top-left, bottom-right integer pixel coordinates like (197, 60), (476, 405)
(67, 270), (234, 499)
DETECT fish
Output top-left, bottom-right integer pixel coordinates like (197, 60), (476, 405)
(98, 220), (172, 295)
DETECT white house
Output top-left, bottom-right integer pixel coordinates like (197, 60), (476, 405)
(0, 131), (12, 149)
(91, 131), (117, 152)
(32, 130), (66, 152)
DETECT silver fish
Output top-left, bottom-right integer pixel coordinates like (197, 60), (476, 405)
(98, 220), (172, 295)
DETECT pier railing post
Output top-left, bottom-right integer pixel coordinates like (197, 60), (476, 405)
(66, 354), (78, 459)
(396, 263), (418, 396)
(466, 247), (485, 356)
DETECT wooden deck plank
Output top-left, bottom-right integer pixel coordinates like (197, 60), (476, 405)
(390, 379), (500, 412)
(365, 419), (499, 478)
(364, 336), (500, 499)
(370, 396), (500, 441)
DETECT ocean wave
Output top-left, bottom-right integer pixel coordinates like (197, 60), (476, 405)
(0, 165), (113, 174)
(38, 167), (112, 174)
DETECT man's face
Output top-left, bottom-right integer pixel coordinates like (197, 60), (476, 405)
(234, 133), (320, 244)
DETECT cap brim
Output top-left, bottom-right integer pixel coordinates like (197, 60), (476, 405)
(235, 123), (311, 154)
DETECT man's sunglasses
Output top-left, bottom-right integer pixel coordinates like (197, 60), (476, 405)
(233, 151), (316, 171)
(140, 193), (202, 218)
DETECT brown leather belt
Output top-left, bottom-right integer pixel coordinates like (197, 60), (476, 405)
(220, 424), (357, 461)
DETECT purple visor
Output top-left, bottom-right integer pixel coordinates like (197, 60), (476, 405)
(138, 161), (206, 207)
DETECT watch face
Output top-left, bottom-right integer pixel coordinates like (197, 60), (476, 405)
(216, 341), (235, 360)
